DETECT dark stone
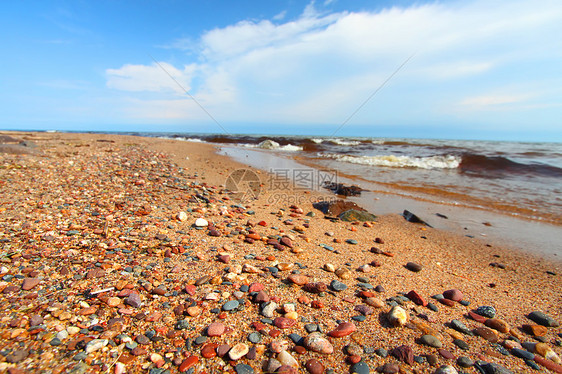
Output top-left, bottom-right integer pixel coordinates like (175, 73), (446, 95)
(349, 360), (370, 374)
(403, 210), (432, 227)
(405, 262), (423, 272)
(391, 345), (414, 365)
(528, 311), (560, 327)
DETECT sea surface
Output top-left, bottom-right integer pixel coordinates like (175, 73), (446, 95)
(141, 133), (562, 226)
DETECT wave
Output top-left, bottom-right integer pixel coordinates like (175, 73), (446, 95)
(459, 154), (562, 178)
(319, 153), (461, 169)
(241, 139), (303, 151)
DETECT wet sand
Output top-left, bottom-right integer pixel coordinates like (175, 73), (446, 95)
(0, 132), (560, 374)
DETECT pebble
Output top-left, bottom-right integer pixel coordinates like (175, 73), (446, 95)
(511, 348), (534, 360)
(125, 292), (141, 308)
(485, 318), (510, 333)
(475, 305), (496, 318)
(380, 363), (399, 373)
(406, 290), (427, 306)
(434, 365), (458, 374)
(229, 343), (249, 360)
(305, 359), (325, 374)
(195, 218), (208, 227)
(451, 319), (473, 335)
(330, 280), (347, 292)
(443, 289), (463, 302)
(421, 334), (442, 348)
(277, 350), (299, 368)
(474, 327), (498, 343)
(304, 332), (333, 354)
(350, 361), (370, 374)
(85, 339), (108, 353)
(328, 322), (356, 337)
(406, 262), (423, 272)
(387, 305), (408, 327)
(248, 332), (261, 343)
(223, 300), (240, 311)
(235, 363), (254, 374)
(207, 322), (226, 336)
(457, 356), (474, 367)
(528, 311), (560, 327)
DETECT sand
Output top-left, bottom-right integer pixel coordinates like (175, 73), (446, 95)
(0, 131), (560, 374)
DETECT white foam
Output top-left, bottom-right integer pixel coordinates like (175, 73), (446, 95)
(248, 139), (303, 151)
(320, 153), (461, 169)
(311, 138), (324, 144)
(330, 138), (361, 146)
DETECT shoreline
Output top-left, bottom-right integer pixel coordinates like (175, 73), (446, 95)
(0, 131), (561, 374)
(218, 145), (562, 263)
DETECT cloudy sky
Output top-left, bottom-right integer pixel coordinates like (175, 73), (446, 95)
(1, 0), (561, 141)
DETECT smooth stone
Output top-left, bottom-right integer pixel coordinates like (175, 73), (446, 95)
(457, 356), (474, 367)
(328, 322), (356, 337)
(406, 290), (427, 306)
(406, 262), (423, 272)
(375, 348), (388, 357)
(234, 363), (254, 374)
(207, 322), (226, 337)
(453, 339), (469, 350)
(528, 311), (560, 327)
(481, 362), (514, 374)
(474, 327), (498, 343)
(305, 359), (325, 374)
(277, 350), (299, 368)
(434, 365), (458, 374)
(421, 334), (442, 348)
(485, 318), (510, 333)
(229, 343), (249, 360)
(511, 348), (534, 360)
(223, 300), (240, 311)
(248, 332), (261, 343)
(195, 218), (208, 227)
(304, 332), (333, 354)
(451, 319), (473, 335)
(330, 280), (347, 292)
(85, 339), (108, 353)
(350, 361), (370, 374)
(443, 289), (463, 302)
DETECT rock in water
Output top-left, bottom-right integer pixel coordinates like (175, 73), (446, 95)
(339, 210), (377, 222)
(403, 210), (432, 227)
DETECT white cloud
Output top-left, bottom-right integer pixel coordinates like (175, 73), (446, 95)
(272, 10), (287, 21)
(106, 0), (562, 128)
(459, 93), (534, 110)
(106, 62), (196, 94)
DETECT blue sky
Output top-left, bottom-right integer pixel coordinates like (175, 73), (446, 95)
(1, 0), (561, 141)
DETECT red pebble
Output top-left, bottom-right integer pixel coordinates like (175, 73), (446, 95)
(269, 329), (281, 337)
(468, 310), (487, 323)
(274, 317), (296, 329)
(347, 355), (362, 364)
(248, 282), (264, 293)
(439, 298), (455, 307)
(406, 290), (427, 306)
(534, 355), (562, 373)
(201, 343), (218, 358)
(311, 300), (324, 309)
(328, 322), (356, 337)
(179, 356), (198, 372)
(258, 221), (267, 226)
(184, 284), (196, 296)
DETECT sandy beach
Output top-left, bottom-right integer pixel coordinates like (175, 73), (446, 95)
(0, 132), (560, 374)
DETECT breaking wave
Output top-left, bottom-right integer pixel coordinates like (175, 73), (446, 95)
(319, 153), (461, 169)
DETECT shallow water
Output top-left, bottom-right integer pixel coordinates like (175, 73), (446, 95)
(219, 145), (562, 261)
